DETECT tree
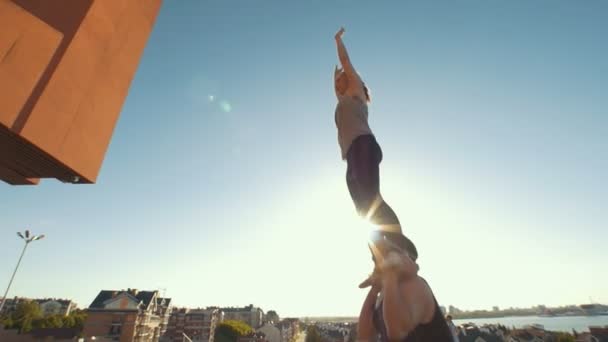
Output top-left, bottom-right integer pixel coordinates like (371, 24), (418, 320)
(62, 315), (76, 328)
(13, 301), (42, 321)
(1, 315), (14, 329)
(555, 333), (575, 342)
(266, 310), (280, 323)
(305, 325), (322, 342)
(2, 303), (87, 334)
(70, 310), (87, 330)
(40, 314), (64, 329)
(215, 320), (254, 342)
(11, 301), (42, 333)
(20, 317), (34, 334)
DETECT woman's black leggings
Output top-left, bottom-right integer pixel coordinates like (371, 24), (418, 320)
(346, 135), (402, 233)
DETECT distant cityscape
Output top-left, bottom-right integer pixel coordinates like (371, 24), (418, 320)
(1, 290), (608, 342)
(0, 288), (301, 342)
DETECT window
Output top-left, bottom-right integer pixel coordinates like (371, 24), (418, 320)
(109, 324), (122, 335)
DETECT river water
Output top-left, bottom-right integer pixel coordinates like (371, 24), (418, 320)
(453, 315), (608, 332)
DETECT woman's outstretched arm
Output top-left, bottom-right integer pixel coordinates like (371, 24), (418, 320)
(335, 27), (359, 80)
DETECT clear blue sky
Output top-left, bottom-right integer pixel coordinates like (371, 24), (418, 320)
(1, 1), (607, 318)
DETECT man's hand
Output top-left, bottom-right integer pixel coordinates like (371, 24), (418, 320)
(378, 251), (418, 280)
(335, 27), (345, 40)
(359, 267), (382, 289)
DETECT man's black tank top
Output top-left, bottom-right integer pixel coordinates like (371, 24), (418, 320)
(372, 282), (453, 342)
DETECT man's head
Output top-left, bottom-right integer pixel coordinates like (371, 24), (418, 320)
(446, 315), (453, 322)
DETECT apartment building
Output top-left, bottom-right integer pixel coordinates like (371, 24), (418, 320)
(163, 307), (222, 342)
(221, 305), (264, 329)
(83, 289), (171, 342)
(36, 298), (78, 316)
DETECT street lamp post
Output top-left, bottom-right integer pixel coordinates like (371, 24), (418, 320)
(0, 230), (45, 314)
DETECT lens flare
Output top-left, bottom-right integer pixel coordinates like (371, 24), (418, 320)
(220, 101), (232, 113)
(364, 194), (401, 234)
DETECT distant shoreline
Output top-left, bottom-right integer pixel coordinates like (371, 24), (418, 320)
(300, 317), (357, 323)
(302, 314), (608, 322)
(453, 314), (608, 320)
(454, 314), (608, 320)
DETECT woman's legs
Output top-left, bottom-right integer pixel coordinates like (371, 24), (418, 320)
(346, 135), (402, 233)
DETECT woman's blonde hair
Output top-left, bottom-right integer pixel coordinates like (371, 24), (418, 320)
(334, 66), (371, 103)
(363, 84), (371, 103)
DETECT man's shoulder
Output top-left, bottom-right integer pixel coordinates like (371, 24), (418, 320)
(393, 276), (439, 329)
(402, 276), (432, 291)
(401, 277), (436, 310)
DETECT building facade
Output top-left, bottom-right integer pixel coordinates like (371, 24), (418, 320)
(257, 323), (281, 342)
(0, 0), (163, 185)
(163, 307), (221, 342)
(36, 299), (78, 316)
(276, 318), (300, 342)
(221, 305), (264, 329)
(83, 289), (171, 342)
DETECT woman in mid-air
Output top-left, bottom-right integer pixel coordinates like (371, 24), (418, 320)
(334, 27), (453, 341)
(333, 26), (401, 235)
